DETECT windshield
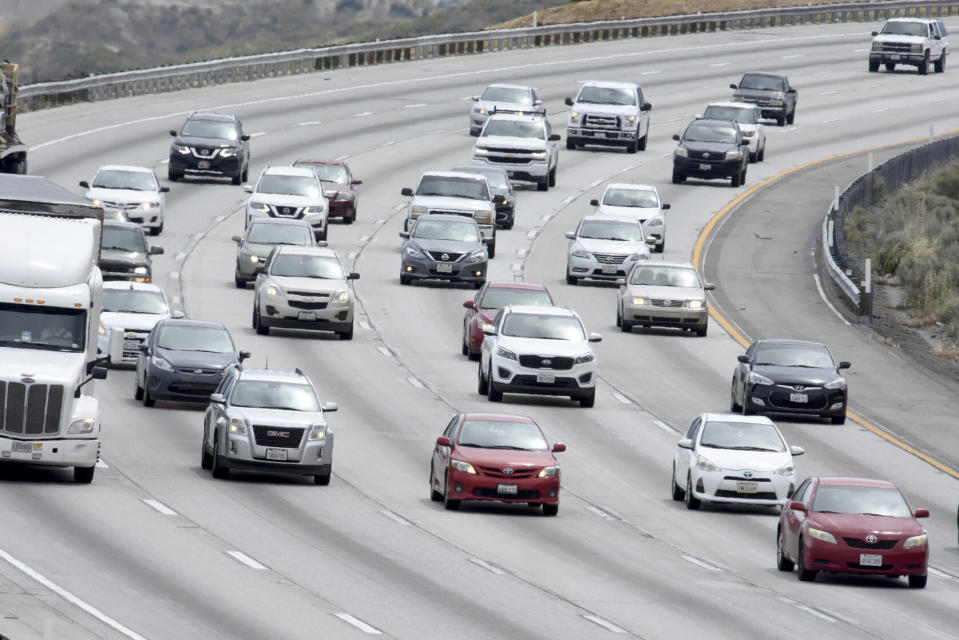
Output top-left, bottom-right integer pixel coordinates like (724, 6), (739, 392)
(577, 86), (637, 106)
(880, 22), (928, 37)
(603, 188), (659, 208)
(157, 325), (233, 352)
(413, 219), (480, 243)
(257, 175), (321, 198)
(92, 170), (157, 191)
(247, 224), (313, 246)
(481, 87), (531, 104)
(481, 120), (544, 139)
(230, 380), (320, 411)
(452, 168), (508, 189)
(458, 420), (548, 450)
(811, 485), (911, 517)
(416, 175), (490, 200)
(270, 255), (344, 279)
(630, 266), (701, 288)
(480, 288), (551, 309)
(102, 227), (147, 253)
(684, 123), (738, 144)
(699, 420), (786, 452)
(704, 106), (757, 125)
(180, 119), (238, 140)
(738, 74), (785, 92)
(295, 162), (349, 184)
(502, 313), (585, 340)
(103, 289), (169, 315)
(754, 344), (835, 368)
(579, 219), (645, 242)
(0, 303), (86, 352)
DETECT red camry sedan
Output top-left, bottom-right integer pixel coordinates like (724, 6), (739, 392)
(777, 477), (929, 588)
(292, 159), (361, 223)
(461, 282), (553, 359)
(430, 413), (565, 515)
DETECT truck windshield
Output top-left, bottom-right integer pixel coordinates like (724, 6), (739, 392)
(880, 22), (928, 37)
(577, 86), (637, 106)
(0, 303), (86, 352)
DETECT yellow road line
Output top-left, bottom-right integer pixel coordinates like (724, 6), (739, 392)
(692, 128), (959, 481)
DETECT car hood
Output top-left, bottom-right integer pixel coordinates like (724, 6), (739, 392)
(595, 204), (659, 222)
(233, 407), (324, 428)
(573, 103), (639, 117)
(809, 513), (924, 538)
(412, 195), (490, 211)
(453, 445), (557, 469)
(498, 336), (591, 357)
(733, 88), (785, 101)
(86, 187), (158, 204)
(100, 249), (148, 267)
(752, 365), (840, 386)
(474, 136), (546, 151)
(174, 135), (239, 149)
(0, 347), (85, 387)
(695, 447), (791, 472)
(155, 348), (236, 370)
(101, 312), (168, 332)
(249, 193), (325, 208)
(682, 140), (738, 154)
(627, 284), (703, 300)
(576, 237), (649, 255)
(408, 238), (485, 255)
(269, 276), (346, 293)
(873, 34), (927, 45)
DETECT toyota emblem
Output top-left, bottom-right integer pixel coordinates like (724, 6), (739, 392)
(441, 253), (450, 261)
(703, 152), (710, 159)
(502, 467), (514, 475)
(865, 535), (878, 544)
(742, 470), (753, 479)
(542, 359), (552, 366)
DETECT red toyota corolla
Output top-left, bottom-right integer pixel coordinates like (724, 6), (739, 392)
(461, 282), (553, 359)
(430, 412), (565, 515)
(777, 477), (929, 587)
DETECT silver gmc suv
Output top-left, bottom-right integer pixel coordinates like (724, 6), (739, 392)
(869, 18), (948, 75)
(472, 113), (560, 192)
(564, 81), (652, 154)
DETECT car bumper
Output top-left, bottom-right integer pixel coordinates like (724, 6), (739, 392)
(0, 435), (99, 468)
(472, 157), (549, 180)
(622, 303), (707, 328)
(123, 206), (164, 229)
(567, 127), (637, 145)
(169, 154), (240, 177)
(260, 296), (354, 332)
(690, 468), (795, 506)
(469, 113), (488, 133)
(495, 204), (515, 227)
(737, 99), (787, 118)
(328, 199), (355, 218)
(674, 156), (744, 180)
(870, 52), (927, 65)
(804, 537), (928, 576)
(101, 270), (152, 283)
(447, 467), (560, 505)
(402, 255), (487, 285)
(146, 368), (224, 402)
(746, 384), (846, 418)
(568, 254), (641, 281)
(491, 357), (596, 398)
(219, 431), (333, 475)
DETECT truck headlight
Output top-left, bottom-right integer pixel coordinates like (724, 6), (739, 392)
(808, 528), (837, 544)
(332, 289), (349, 303)
(228, 417), (247, 435)
(308, 423), (327, 441)
(98, 324), (106, 335)
(675, 147), (688, 158)
(871, 42), (882, 51)
(474, 210), (493, 224)
(411, 205), (428, 214)
(530, 151), (547, 160)
(249, 254), (260, 264)
(748, 371), (774, 386)
(538, 465), (560, 478)
(473, 148), (491, 157)
(249, 201), (268, 211)
(151, 355), (174, 372)
(450, 459), (477, 474)
(911, 43), (922, 53)
(570, 110), (579, 120)
(625, 115), (637, 124)
(67, 418), (97, 435)
(133, 266), (148, 274)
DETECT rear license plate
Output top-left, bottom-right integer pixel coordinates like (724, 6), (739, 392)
(860, 553), (883, 567)
(699, 163), (712, 171)
(197, 160), (210, 169)
(12, 441), (38, 454)
(736, 481), (759, 493)
(298, 311), (316, 321)
(888, 54), (900, 61)
(602, 265), (618, 274)
(436, 263), (453, 273)
(266, 448), (288, 461)
(536, 372), (556, 384)
(790, 392), (808, 403)
(497, 483), (518, 495)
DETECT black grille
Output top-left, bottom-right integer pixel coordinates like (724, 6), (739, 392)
(193, 147), (216, 157)
(843, 537), (898, 550)
(0, 381), (65, 436)
(483, 147), (535, 155)
(723, 475), (771, 482)
(167, 382), (218, 396)
(288, 300), (328, 310)
(478, 465), (538, 479)
(252, 426), (305, 448)
(510, 375), (577, 388)
(174, 367), (220, 375)
(768, 388), (828, 411)
(473, 487), (540, 499)
(286, 291), (329, 298)
(488, 156), (531, 165)
(651, 299), (685, 308)
(518, 355), (574, 370)
(268, 205), (303, 218)
(101, 265), (137, 274)
(427, 251), (464, 262)
(714, 489), (778, 500)
(879, 42), (913, 53)
(583, 114), (620, 129)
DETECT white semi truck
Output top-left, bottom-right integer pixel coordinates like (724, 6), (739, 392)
(0, 174), (111, 483)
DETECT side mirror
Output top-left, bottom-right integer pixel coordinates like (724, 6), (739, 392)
(871, 31), (878, 36)
(552, 443), (566, 453)
(615, 278), (626, 286)
(790, 445), (805, 457)
(914, 508), (929, 518)
(323, 402), (338, 412)
(672, 134), (680, 141)
(642, 102), (652, 112)
(837, 361), (851, 370)
(564, 231), (575, 239)
(589, 199), (599, 207)
(662, 203), (671, 210)
(703, 283), (716, 291)
(169, 129), (177, 137)
(238, 350), (251, 362)
(549, 134), (561, 141)
(789, 501), (806, 513)
(694, 113), (703, 120)
(729, 83), (738, 90)
(159, 186), (170, 193)
(352, 179), (363, 185)
(436, 435), (451, 447)
(243, 184), (254, 193)
(482, 326), (496, 336)
(401, 187), (413, 197)
(347, 272), (360, 280)
(108, 327), (124, 365)
(399, 231), (410, 239)
(646, 238), (657, 246)
(492, 194), (506, 204)
(787, 88), (797, 94)
(79, 180), (90, 189)
(471, 96), (479, 102)
(138, 343), (150, 353)
(737, 354), (749, 363)
(463, 300), (475, 309)
(564, 97), (574, 106)
(149, 246), (164, 255)
(240, 134), (251, 141)
(209, 393), (225, 404)
(588, 333), (602, 343)
(232, 235), (243, 244)
(171, 310), (185, 319)
(677, 438), (693, 450)
(91, 366), (108, 380)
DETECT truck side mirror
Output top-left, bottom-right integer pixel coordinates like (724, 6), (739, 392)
(91, 366), (108, 380)
(589, 199), (599, 207)
(401, 187), (413, 196)
(169, 129), (178, 136)
(238, 350), (251, 362)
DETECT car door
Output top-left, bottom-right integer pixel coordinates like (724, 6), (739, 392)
(545, 120), (558, 169)
(783, 478), (813, 556)
(676, 416), (702, 488)
(206, 370), (236, 453)
(636, 87), (650, 137)
(465, 285), (484, 334)
(480, 309), (504, 373)
(137, 324), (157, 387)
(432, 414), (461, 487)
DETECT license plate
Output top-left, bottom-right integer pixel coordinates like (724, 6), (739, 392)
(602, 264), (618, 274)
(266, 448), (288, 461)
(889, 54), (900, 61)
(298, 311), (316, 321)
(497, 483), (518, 495)
(123, 340), (139, 350)
(12, 441), (39, 453)
(699, 163), (712, 171)
(860, 553), (883, 567)
(436, 263), (453, 273)
(536, 372), (556, 384)
(736, 481), (759, 493)
(197, 160), (210, 169)
(790, 392), (808, 403)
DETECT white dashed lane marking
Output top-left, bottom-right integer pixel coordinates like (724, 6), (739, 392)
(225, 550), (267, 570)
(334, 613), (382, 634)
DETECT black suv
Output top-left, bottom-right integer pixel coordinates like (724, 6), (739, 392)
(168, 112), (250, 184)
(672, 119), (750, 187)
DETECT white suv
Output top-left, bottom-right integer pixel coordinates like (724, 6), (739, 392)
(244, 166), (330, 240)
(869, 18), (948, 75)
(80, 165), (168, 235)
(479, 305), (601, 407)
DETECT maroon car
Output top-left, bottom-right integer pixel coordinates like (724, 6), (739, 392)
(430, 412), (565, 515)
(777, 477), (929, 588)
(292, 160), (361, 224)
(461, 282), (553, 359)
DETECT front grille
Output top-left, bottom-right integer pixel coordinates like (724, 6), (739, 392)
(768, 387), (828, 411)
(843, 537), (898, 550)
(101, 265), (137, 274)
(252, 426), (305, 448)
(288, 300), (328, 310)
(583, 114), (620, 129)
(518, 355), (574, 370)
(714, 489), (778, 500)
(473, 487), (540, 499)
(488, 156), (531, 165)
(191, 147), (218, 158)
(879, 42), (914, 53)
(592, 253), (628, 265)
(511, 375), (577, 388)
(478, 465), (538, 479)
(483, 147), (535, 155)
(723, 475), (771, 482)
(427, 251), (464, 262)
(268, 205), (303, 218)
(122, 331), (149, 361)
(102, 201), (142, 211)
(167, 382), (218, 396)
(651, 299), (684, 308)
(0, 381), (65, 436)
(847, 562), (893, 571)
(692, 151), (726, 162)
(287, 291), (329, 298)
(174, 367), (220, 375)
(428, 209), (473, 218)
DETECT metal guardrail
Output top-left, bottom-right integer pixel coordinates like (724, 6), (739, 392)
(17, 0), (959, 111)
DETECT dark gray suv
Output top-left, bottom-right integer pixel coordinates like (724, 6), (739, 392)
(168, 112), (251, 184)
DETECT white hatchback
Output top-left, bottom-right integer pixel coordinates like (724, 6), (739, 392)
(671, 413), (804, 510)
(591, 183), (669, 253)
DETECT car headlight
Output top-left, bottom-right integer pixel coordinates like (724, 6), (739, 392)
(150, 355), (174, 372)
(696, 455), (721, 473)
(748, 371), (774, 386)
(67, 418), (97, 435)
(133, 266), (148, 275)
(246, 254), (259, 264)
(725, 150), (742, 160)
(266, 282), (285, 297)
(675, 147), (688, 158)
(332, 288), (349, 303)
(871, 42), (882, 51)
(530, 151), (547, 160)
(632, 296), (647, 306)
(742, 130), (754, 138)
(686, 300), (705, 310)
(731, 96), (744, 103)
(450, 459), (477, 474)
(405, 246), (424, 259)
(496, 346), (517, 361)
(307, 423), (327, 441)
(538, 465), (560, 478)
(574, 352), (595, 365)
(219, 148), (238, 158)
(474, 210), (493, 224)
(142, 201), (159, 210)
(477, 108), (487, 115)
(173, 144), (191, 155)
(808, 528), (837, 544)
(473, 148), (491, 157)
(774, 462), (794, 476)
(306, 205), (327, 214)
(465, 251), (486, 264)
(911, 43), (922, 53)
(411, 205), (428, 214)
(249, 201), (268, 211)
(824, 377), (846, 390)
(571, 247), (591, 259)
(477, 321), (493, 331)
(647, 217), (663, 227)
(227, 417), (247, 435)
(903, 534), (927, 549)
(98, 323), (106, 336)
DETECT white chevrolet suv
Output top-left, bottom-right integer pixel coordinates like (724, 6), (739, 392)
(479, 305), (601, 407)
(869, 18), (948, 75)
(244, 166), (330, 240)
(472, 113), (560, 192)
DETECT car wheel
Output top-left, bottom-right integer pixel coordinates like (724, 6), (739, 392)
(885, 62), (896, 71)
(254, 307), (269, 335)
(235, 274), (246, 289)
(671, 169), (684, 184)
(637, 132), (648, 151)
(477, 362), (489, 395)
(232, 171), (242, 186)
(695, 324), (708, 337)
(908, 574), (928, 589)
(797, 542), (816, 582)
(314, 469), (332, 486)
(344, 207), (355, 225)
(626, 139), (638, 154)
(443, 472), (461, 511)
(537, 177), (548, 192)
(473, 280), (483, 290)
(786, 110), (795, 125)
(542, 503), (559, 516)
(211, 434), (229, 479)
(654, 240), (665, 254)
(167, 169), (180, 182)
(758, 145), (766, 162)
(142, 378), (155, 407)
(201, 438), (213, 470)
(462, 331), (470, 356)
(777, 527), (795, 572)
(830, 413), (846, 425)
(919, 52), (929, 75)
(741, 392), (753, 415)
(430, 467), (443, 502)
(934, 52), (946, 73)
(548, 166), (556, 187)
(620, 309), (633, 333)
(730, 383), (742, 412)
(74, 466), (95, 484)
(741, 165), (748, 185)
(671, 463), (685, 501)
(241, 166), (249, 183)
(339, 323), (354, 341)
(566, 274), (578, 285)
(487, 366), (503, 402)
(776, 113), (786, 126)
(317, 229), (328, 242)
(615, 305), (622, 327)
(579, 388), (595, 408)
(134, 376), (144, 401)
(684, 473), (701, 510)
(566, 138), (577, 150)
(400, 274), (412, 285)
(487, 242), (496, 259)
(149, 225), (162, 236)
(868, 59), (880, 72)
(730, 171), (741, 188)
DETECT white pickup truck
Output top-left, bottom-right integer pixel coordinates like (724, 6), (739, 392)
(869, 18), (948, 75)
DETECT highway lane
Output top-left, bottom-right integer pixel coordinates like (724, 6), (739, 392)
(3, 19), (958, 640)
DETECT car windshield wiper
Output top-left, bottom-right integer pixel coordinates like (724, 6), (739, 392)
(725, 446), (779, 452)
(699, 443), (723, 448)
(101, 245), (140, 251)
(858, 512), (895, 517)
(457, 442), (486, 448)
(483, 445), (529, 450)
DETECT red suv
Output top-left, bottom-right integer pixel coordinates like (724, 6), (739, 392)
(461, 282), (553, 359)
(430, 413), (566, 515)
(293, 160), (361, 224)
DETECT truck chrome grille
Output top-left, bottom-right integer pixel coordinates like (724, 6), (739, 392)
(0, 381), (65, 436)
(583, 114), (621, 129)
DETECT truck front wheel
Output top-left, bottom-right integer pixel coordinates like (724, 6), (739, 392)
(74, 466), (95, 484)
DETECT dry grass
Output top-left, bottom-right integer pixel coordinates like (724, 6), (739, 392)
(495, 0), (876, 28)
(899, 314), (938, 328)
(932, 344), (959, 363)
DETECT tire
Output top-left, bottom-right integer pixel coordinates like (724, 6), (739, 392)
(908, 574), (928, 589)
(149, 224), (162, 236)
(548, 167), (556, 187)
(344, 206), (355, 225)
(74, 466), (95, 484)
(314, 470), (332, 486)
(339, 323), (354, 341)
(211, 435), (229, 479)
(671, 463), (685, 501)
(317, 229), (328, 242)
(740, 165), (747, 185)
(730, 170), (741, 188)
(477, 363), (489, 395)
(487, 242), (496, 259)
(777, 527), (795, 572)
(142, 378), (155, 407)
(232, 171), (242, 185)
(167, 169), (180, 182)
(776, 114), (786, 127)
(443, 473), (461, 511)
(885, 62), (895, 71)
(797, 543), (816, 582)
(254, 307), (269, 335)
(472, 280), (483, 290)
(830, 413), (846, 425)
(201, 439), (213, 470)
(654, 240), (665, 254)
(487, 366), (503, 402)
(537, 177), (548, 192)
(786, 110), (795, 125)
(234, 274), (246, 289)
(934, 52), (946, 73)
(620, 309), (633, 333)
(400, 274), (412, 285)
(637, 132), (648, 151)
(134, 376), (144, 401)
(462, 331), (470, 356)
(868, 59), (880, 72)
(430, 469), (443, 501)
(543, 503), (559, 516)
(579, 388), (595, 408)
(241, 166), (249, 183)
(758, 145), (765, 162)
(918, 53), (929, 75)
(684, 473), (701, 510)
(566, 274), (578, 286)
(695, 324), (708, 337)
(730, 384), (742, 412)
(626, 140), (638, 154)
(615, 305), (622, 327)
(671, 169), (685, 185)
(741, 392), (753, 415)
(566, 138), (577, 150)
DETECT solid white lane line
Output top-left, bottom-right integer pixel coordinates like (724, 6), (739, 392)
(781, 54), (802, 59)
(407, 377), (424, 389)
(334, 613), (382, 634)
(582, 614), (627, 634)
(404, 103), (427, 108)
(468, 557), (506, 575)
(95, 460), (109, 469)
(813, 274), (851, 326)
(653, 419), (677, 433)
(381, 141), (395, 147)
(142, 499), (177, 516)
(610, 391), (632, 405)
(681, 555), (723, 572)
(359, 235), (370, 243)
(376, 346), (392, 357)
(929, 565), (959, 581)
(871, 107), (888, 113)
(796, 605), (837, 622)
(0, 547), (148, 640)
(823, 118), (840, 124)
(819, 90), (838, 96)
(589, 178), (603, 188)
(226, 550), (267, 570)
(214, 214), (227, 222)
(379, 509), (410, 525)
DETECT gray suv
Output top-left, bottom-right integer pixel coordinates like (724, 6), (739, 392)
(202, 366), (338, 484)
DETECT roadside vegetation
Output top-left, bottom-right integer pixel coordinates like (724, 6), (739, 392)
(844, 162), (959, 342)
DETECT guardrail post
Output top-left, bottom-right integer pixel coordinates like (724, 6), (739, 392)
(859, 258), (872, 322)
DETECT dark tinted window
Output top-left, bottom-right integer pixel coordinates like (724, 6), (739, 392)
(102, 227), (147, 253)
(181, 119), (239, 140)
(157, 325), (234, 353)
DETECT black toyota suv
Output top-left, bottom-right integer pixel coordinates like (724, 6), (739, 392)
(168, 112), (251, 184)
(672, 119), (750, 188)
